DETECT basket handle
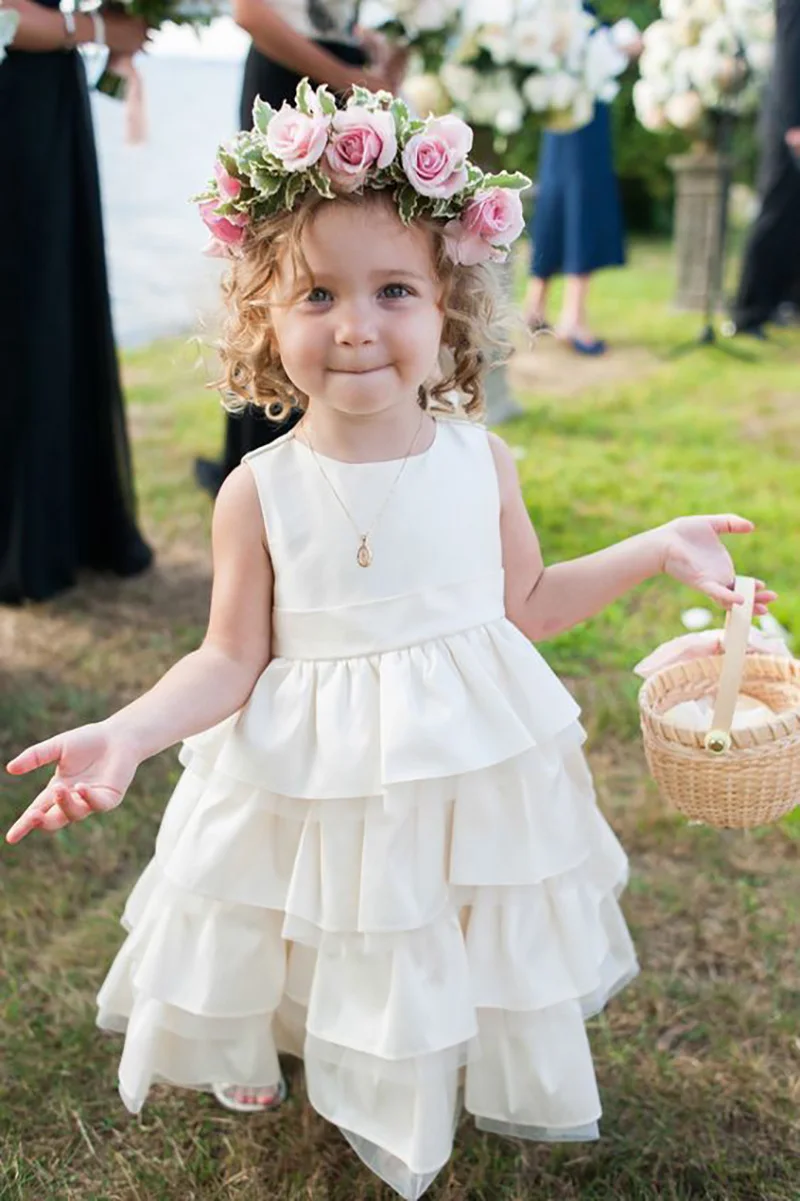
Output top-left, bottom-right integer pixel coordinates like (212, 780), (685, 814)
(704, 575), (756, 753)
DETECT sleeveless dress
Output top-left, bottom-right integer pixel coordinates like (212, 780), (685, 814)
(0, 5), (153, 603)
(97, 418), (639, 1200)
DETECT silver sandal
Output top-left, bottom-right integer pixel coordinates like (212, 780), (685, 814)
(212, 1077), (288, 1113)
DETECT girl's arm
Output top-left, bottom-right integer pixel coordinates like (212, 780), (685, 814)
(5, 0), (146, 54)
(230, 0), (381, 93)
(103, 465), (273, 759)
(5, 466), (272, 843)
(490, 436), (775, 642)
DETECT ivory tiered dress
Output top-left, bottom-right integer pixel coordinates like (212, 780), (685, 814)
(96, 417), (639, 1200)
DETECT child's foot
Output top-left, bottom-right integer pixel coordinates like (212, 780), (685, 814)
(212, 1078), (287, 1113)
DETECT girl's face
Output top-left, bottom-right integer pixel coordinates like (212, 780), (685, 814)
(270, 200), (445, 418)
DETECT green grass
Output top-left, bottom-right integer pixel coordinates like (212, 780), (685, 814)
(1, 240), (800, 1201)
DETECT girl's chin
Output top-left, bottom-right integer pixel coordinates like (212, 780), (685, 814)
(311, 378), (423, 414)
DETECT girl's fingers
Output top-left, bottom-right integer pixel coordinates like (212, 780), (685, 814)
(6, 737), (64, 776)
(74, 783), (121, 813)
(51, 782), (92, 825)
(6, 791), (56, 844)
(703, 580), (743, 608)
(706, 514), (755, 535)
(5, 782), (89, 844)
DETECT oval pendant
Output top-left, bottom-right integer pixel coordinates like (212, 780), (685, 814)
(357, 536), (373, 568)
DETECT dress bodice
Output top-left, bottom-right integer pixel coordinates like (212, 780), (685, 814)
(244, 418), (506, 660)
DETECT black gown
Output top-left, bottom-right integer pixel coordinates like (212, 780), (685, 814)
(733, 0), (800, 331)
(0, 5), (153, 605)
(216, 34), (366, 483)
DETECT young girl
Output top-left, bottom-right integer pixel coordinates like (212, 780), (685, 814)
(6, 83), (774, 1201)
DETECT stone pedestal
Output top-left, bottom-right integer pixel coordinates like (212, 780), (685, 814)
(483, 260), (524, 426)
(668, 149), (734, 312)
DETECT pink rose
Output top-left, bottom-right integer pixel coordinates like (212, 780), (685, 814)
(266, 101), (330, 171)
(323, 107), (398, 192)
(402, 115), (473, 199)
(199, 200), (248, 249)
(214, 160), (242, 201)
(464, 187), (525, 246)
(442, 188), (525, 266)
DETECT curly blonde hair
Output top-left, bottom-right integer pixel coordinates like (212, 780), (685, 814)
(216, 189), (511, 424)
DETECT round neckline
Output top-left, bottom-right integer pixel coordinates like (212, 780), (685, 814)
(293, 416), (439, 467)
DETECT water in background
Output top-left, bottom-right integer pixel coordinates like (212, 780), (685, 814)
(91, 51), (246, 348)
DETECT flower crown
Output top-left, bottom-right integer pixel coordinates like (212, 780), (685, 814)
(194, 79), (531, 267)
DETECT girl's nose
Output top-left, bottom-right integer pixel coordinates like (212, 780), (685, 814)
(334, 302), (378, 346)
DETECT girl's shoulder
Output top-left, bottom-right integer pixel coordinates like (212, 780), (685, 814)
(241, 428), (298, 467)
(433, 410), (489, 443)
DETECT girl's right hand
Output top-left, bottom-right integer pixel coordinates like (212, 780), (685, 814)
(5, 723), (139, 845)
(102, 12), (148, 56)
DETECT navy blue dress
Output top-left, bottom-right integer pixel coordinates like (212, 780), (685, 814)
(529, 4), (626, 281)
(530, 101), (626, 279)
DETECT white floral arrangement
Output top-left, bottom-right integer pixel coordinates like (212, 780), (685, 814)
(359, 0), (461, 72)
(194, 79), (530, 267)
(439, 0), (634, 137)
(0, 4), (20, 64)
(633, 0), (775, 135)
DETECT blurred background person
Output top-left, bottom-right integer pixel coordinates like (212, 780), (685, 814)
(731, 0), (800, 340)
(0, 0), (153, 605)
(194, 0), (407, 497)
(522, 3), (642, 357)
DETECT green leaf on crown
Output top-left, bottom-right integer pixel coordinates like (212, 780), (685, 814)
(431, 197), (457, 219)
(252, 97), (276, 136)
(250, 167), (285, 199)
(308, 167), (335, 199)
(260, 151), (284, 172)
(481, 171), (532, 191)
(349, 85), (373, 108)
(217, 150), (240, 178)
(397, 185), (420, 225)
(390, 97), (410, 138)
(295, 77), (314, 116)
(316, 85), (337, 118)
(284, 171), (308, 211)
(236, 143), (266, 175)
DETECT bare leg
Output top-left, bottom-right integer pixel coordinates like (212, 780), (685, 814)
(523, 275), (551, 330)
(556, 274), (602, 346)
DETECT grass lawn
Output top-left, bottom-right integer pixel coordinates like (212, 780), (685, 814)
(1, 239), (799, 1201)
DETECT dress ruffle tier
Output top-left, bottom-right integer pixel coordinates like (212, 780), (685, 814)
(97, 619), (638, 1200)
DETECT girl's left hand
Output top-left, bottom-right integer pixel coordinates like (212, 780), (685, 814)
(661, 515), (777, 613)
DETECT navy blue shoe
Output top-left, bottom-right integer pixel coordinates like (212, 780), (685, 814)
(570, 337), (607, 356)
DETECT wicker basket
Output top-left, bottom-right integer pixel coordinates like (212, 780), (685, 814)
(638, 576), (800, 828)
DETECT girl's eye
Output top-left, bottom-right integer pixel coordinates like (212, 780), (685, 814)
(381, 283), (412, 300)
(306, 287), (332, 303)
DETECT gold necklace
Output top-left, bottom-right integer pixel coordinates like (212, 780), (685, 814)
(300, 410), (426, 568)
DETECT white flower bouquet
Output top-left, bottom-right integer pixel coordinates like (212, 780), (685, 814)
(440, 0), (632, 138)
(359, 0), (462, 73)
(0, 3), (20, 64)
(633, 0), (774, 136)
